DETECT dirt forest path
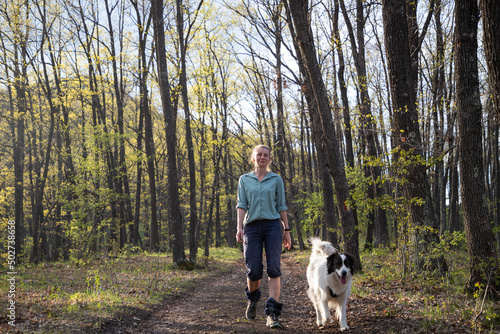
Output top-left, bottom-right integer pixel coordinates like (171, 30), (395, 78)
(101, 253), (454, 334)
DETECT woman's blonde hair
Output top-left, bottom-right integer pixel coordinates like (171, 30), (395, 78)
(250, 144), (272, 171)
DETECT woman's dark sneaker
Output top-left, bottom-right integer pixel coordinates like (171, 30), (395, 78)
(266, 312), (282, 329)
(246, 300), (258, 320)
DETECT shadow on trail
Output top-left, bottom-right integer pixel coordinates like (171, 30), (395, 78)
(101, 253), (468, 334)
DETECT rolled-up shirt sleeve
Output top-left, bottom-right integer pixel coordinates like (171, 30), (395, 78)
(275, 176), (288, 213)
(236, 176), (248, 211)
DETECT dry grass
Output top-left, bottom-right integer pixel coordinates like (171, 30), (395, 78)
(0, 247), (242, 333)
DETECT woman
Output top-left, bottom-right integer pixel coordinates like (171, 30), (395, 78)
(236, 144), (292, 329)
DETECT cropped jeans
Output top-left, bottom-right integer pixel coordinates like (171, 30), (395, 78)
(243, 219), (282, 281)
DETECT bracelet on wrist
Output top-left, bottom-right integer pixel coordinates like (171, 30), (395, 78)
(284, 228), (291, 232)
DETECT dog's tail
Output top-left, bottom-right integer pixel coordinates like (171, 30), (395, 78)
(309, 237), (337, 257)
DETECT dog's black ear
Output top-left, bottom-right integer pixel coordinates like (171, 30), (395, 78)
(326, 253), (340, 275)
(344, 253), (356, 275)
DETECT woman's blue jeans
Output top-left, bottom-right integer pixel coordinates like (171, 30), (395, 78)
(243, 219), (282, 282)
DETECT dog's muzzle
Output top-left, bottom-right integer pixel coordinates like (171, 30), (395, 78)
(338, 271), (348, 285)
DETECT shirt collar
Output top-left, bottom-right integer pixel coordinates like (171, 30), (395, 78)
(250, 171), (276, 181)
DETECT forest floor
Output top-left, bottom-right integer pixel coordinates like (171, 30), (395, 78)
(1, 248), (498, 333)
(100, 253), (477, 334)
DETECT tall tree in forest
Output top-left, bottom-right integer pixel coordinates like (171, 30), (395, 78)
(204, 25), (230, 251)
(271, 1), (287, 179)
(406, 0), (435, 104)
(80, 0), (121, 250)
(286, 0), (361, 271)
(481, 0), (500, 247)
(2, 0), (29, 260)
(104, 0), (134, 248)
(455, 0), (500, 294)
(338, 0), (389, 248)
(381, 0), (444, 272)
(480, 0), (500, 122)
(65, 0), (109, 254)
(329, 0), (354, 169)
(130, 0), (152, 247)
(152, 0), (186, 263)
(285, 4), (335, 247)
(144, 2), (160, 253)
(267, 0), (304, 250)
(45, 11), (78, 252)
(430, 0), (447, 234)
(324, 0), (351, 246)
(407, 0), (441, 235)
(175, 0), (204, 262)
(30, 0), (59, 262)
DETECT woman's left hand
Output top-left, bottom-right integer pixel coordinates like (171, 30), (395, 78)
(283, 231), (292, 250)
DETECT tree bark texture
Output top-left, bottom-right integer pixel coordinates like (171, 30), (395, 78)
(382, 0), (442, 271)
(340, 0), (389, 247)
(13, 44), (27, 262)
(152, 0), (186, 263)
(287, 0), (361, 271)
(286, 3), (333, 249)
(480, 0), (500, 122)
(455, 0), (499, 294)
(176, 0), (199, 262)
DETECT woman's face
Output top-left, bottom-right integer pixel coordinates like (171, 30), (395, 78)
(253, 147), (271, 168)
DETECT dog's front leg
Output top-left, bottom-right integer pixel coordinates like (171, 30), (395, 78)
(338, 301), (349, 331)
(314, 302), (323, 327)
(317, 300), (330, 327)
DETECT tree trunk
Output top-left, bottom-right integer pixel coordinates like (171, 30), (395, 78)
(455, 0), (499, 294)
(205, 151), (221, 257)
(332, 0), (354, 169)
(306, 82), (338, 248)
(10, 12), (29, 260)
(448, 150), (460, 232)
(133, 104), (144, 247)
(105, 0), (133, 248)
(152, 0), (186, 263)
(143, 76), (158, 252)
(480, 0), (500, 123)
(131, 0), (152, 247)
(13, 64), (26, 263)
(381, 0), (444, 272)
(176, 0), (200, 262)
(286, 5), (337, 249)
(287, 0), (361, 271)
(273, 3), (286, 179)
(226, 152), (236, 248)
(30, 17), (57, 262)
(339, 0), (390, 248)
(431, 0), (446, 235)
(493, 119), (500, 248)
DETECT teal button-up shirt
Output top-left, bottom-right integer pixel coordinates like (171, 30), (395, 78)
(236, 171), (288, 225)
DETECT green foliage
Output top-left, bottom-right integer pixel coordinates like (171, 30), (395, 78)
(492, 225), (500, 235)
(86, 268), (103, 295)
(296, 187), (324, 233)
(433, 231), (466, 255)
(364, 148), (446, 275)
(204, 246), (241, 263)
(345, 166), (372, 236)
(296, 166), (373, 239)
(472, 281), (500, 332)
(345, 166), (370, 213)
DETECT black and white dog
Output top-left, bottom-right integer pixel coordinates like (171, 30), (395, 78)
(307, 237), (355, 331)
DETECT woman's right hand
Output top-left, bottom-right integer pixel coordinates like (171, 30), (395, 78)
(236, 229), (244, 244)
